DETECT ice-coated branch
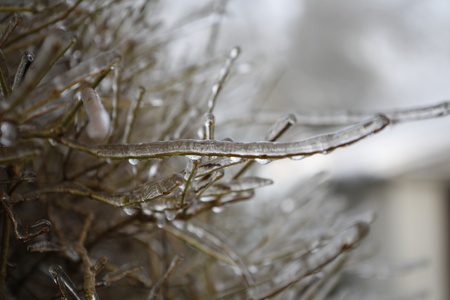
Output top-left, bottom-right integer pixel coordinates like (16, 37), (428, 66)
(242, 101), (450, 126)
(49, 265), (82, 300)
(147, 254), (184, 300)
(60, 115), (389, 160)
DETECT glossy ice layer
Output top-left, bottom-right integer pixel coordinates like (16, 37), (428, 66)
(87, 115), (389, 159)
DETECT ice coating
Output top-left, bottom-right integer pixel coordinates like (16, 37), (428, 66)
(128, 174), (185, 205)
(90, 115), (389, 159)
(23, 50), (121, 115)
(265, 113), (297, 141)
(204, 177), (273, 196)
(291, 101), (450, 125)
(0, 12), (22, 49)
(167, 221), (254, 286)
(81, 88), (111, 141)
(304, 222), (370, 273)
(39, 175), (184, 208)
(0, 49), (11, 98)
(4, 30), (68, 114)
(12, 50), (34, 91)
(1, 194), (51, 241)
(49, 265), (82, 300)
(207, 46), (240, 113)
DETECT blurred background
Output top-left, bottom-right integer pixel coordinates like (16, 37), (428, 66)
(213, 1), (450, 299)
(158, 0), (450, 298)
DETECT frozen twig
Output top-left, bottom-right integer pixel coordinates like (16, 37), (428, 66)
(147, 254), (184, 300)
(49, 264), (82, 300)
(1, 193), (51, 241)
(59, 115), (389, 160)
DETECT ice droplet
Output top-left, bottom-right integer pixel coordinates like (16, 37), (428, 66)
(123, 206), (138, 216)
(155, 212), (166, 228)
(212, 206), (223, 214)
(186, 155), (202, 161)
(142, 208), (153, 216)
(289, 155), (305, 161)
(248, 265), (259, 274)
(230, 157), (242, 163)
(255, 158), (272, 165)
(164, 210), (177, 221)
(48, 138), (58, 146)
(128, 158), (139, 166)
(0, 122), (17, 146)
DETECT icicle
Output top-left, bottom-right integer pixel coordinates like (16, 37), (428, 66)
(202, 112), (215, 140)
(80, 87), (111, 141)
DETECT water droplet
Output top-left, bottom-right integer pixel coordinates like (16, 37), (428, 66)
(0, 122), (17, 146)
(142, 208), (153, 216)
(212, 206), (223, 214)
(128, 158), (139, 165)
(289, 155), (305, 161)
(200, 196), (216, 203)
(153, 204), (167, 212)
(64, 247), (80, 262)
(123, 206), (138, 216)
(230, 47), (241, 59)
(248, 265), (259, 273)
(255, 158), (272, 165)
(230, 157), (242, 163)
(48, 138), (58, 146)
(164, 210), (176, 221)
(155, 212), (166, 228)
(148, 163), (159, 178)
(187, 156), (201, 162)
